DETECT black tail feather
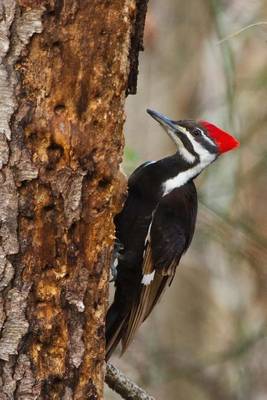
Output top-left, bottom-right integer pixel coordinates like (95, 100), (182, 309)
(106, 303), (125, 360)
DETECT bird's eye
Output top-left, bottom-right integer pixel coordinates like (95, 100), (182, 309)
(192, 128), (202, 137)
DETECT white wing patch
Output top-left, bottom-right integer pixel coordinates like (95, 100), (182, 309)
(113, 257), (118, 267)
(141, 270), (155, 285)
(110, 256), (119, 281)
(142, 216), (156, 285)
(144, 221), (152, 247)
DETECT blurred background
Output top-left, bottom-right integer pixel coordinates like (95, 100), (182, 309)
(106, 0), (267, 398)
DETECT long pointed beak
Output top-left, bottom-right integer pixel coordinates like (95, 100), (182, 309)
(147, 109), (179, 144)
(147, 109), (176, 129)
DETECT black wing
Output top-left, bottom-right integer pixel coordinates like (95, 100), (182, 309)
(106, 162), (157, 358)
(121, 182), (197, 352)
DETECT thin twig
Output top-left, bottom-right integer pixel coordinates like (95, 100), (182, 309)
(105, 362), (156, 400)
(217, 21), (267, 44)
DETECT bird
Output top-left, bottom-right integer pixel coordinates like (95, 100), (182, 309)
(106, 109), (239, 359)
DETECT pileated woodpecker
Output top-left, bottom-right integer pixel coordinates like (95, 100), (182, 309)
(106, 109), (239, 359)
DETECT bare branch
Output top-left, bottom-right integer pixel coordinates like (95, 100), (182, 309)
(105, 363), (156, 400)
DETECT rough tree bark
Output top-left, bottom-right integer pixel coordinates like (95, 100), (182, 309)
(0, 1), (148, 399)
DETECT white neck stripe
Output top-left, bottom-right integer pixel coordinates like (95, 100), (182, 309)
(179, 146), (195, 164)
(163, 152), (216, 195)
(167, 127), (195, 164)
(163, 164), (202, 195)
(162, 125), (217, 195)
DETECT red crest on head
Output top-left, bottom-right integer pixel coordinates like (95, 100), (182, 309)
(199, 120), (239, 154)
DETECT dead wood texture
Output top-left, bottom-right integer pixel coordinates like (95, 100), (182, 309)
(0, 1), (147, 399)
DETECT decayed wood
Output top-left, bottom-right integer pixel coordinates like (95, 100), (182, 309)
(0, 1), (147, 399)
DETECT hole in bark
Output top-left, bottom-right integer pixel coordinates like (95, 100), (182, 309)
(68, 222), (77, 236)
(54, 0), (64, 18)
(28, 131), (38, 142)
(98, 178), (110, 188)
(41, 377), (64, 398)
(54, 104), (65, 114)
(47, 142), (64, 168)
(52, 40), (61, 48)
(20, 202), (35, 219)
(92, 88), (101, 99)
(84, 170), (94, 181)
(42, 204), (55, 219)
(43, 204), (55, 212)
(52, 41), (62, 55)
(67, 241), (78, 264)
(44, 262), (54, 270)
(45, 0), (63, 18)
(79, 152), (95, 172)
(76, 81), (89, 117)
(97, 325), (105, 337)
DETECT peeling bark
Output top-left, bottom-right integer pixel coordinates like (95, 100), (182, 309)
(0, 1), (147, 399)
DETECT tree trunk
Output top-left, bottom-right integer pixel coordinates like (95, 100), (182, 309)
(0, 1), (147, 398)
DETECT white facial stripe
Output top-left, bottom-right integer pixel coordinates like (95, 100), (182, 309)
(161, 123), (217, 195)
(162, 131), (216, 195)
(177, 125), (216, 149)
(190, 137), (216, 163)
(176, 125), (191, 136)
(179, 146), (195, 164)
(200, 130), (216, 146)
(167, 127), (195, 164)
(141, 270), (155, 286)
(177, 126), (216, 164)
(167, 127), (182, 146)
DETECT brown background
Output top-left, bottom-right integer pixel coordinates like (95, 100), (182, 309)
(106, 0), (267, 398)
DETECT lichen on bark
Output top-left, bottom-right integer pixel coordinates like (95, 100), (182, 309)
(0, 0), (43, 366)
